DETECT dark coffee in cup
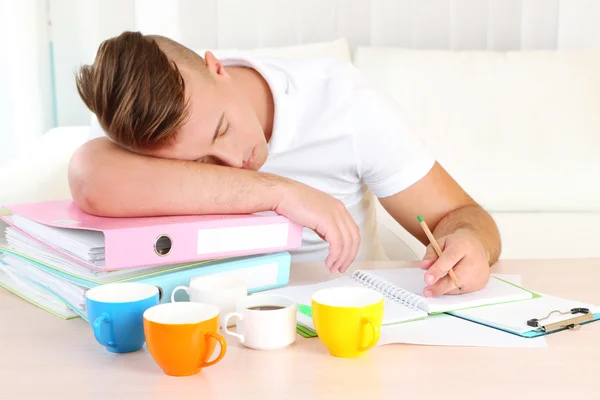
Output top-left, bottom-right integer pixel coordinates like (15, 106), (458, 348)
(224, 294), (296, 350)
(247, 305), (285, 311)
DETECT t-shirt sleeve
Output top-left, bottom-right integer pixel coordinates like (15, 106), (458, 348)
(352, 86), (436, 198)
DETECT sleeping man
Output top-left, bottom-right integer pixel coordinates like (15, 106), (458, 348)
(68, 31), (501, 297)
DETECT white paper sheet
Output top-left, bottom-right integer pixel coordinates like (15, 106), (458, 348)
(363, 268), (534, 313)
(376, 274), (548, 348)
(377, 313), (547, 348)
(10, 215), (105, 266)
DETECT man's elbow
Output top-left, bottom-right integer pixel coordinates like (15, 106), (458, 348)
(67, 141), (119, 217)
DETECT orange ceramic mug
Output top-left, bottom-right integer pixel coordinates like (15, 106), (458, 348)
(143, 302), (227, 377)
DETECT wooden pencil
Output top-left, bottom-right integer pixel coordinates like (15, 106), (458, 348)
(417, 215), (462, 291)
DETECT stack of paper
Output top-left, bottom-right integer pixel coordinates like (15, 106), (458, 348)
(11, 214), (105, 267)
(5, 227), (199, 282)
(0, 263), (78, 319)
(0, 199), (303, 321)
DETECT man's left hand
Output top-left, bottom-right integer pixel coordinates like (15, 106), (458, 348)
(419, 231), (490, 297)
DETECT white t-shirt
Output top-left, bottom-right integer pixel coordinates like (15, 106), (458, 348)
(88, 56), (435, 263)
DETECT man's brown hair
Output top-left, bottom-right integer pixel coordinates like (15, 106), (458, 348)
(75, 31), (190, 150)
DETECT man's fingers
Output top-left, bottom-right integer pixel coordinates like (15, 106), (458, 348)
(320, 212), (359, 273)
(334, 215), (355, 273)
(423, 243), (439, 261)
(420, 238), (445, 270)
(424, 274), (457, 297)
(339, 217), (360, 273)
(323, 226), (343, 271)
(419, 258), (435, 270)
(330, 219), (350, 273)
(424, 245), (464, 285)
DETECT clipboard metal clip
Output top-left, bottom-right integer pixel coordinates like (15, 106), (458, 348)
(527, 307), (593, 333)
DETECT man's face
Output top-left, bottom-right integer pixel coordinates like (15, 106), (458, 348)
(146, 57), (269, 171)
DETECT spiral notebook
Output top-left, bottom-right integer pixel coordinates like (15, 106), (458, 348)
(266, 268), (536, 334)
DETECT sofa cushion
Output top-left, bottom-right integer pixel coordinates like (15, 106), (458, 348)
(376, 207), (600, 260)
(491, 212), (600, 259)
(354, 47), (600, 213)
(0, 127), (88, 205)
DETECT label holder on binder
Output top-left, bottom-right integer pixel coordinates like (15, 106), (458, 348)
(526, 307), (593, 333)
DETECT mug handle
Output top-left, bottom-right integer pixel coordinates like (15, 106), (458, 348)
(199, 331), (228, 368)
(223, 312), (245, 343)
(93, 312), (117, 349)
(357, 316), (380, 352)
(170, 286), (189, 302)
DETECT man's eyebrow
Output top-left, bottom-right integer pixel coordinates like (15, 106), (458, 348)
(212, 112), (225, 144)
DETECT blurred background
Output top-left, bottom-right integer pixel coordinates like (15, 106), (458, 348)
(1, 0), (599, 261)
(3, 0), (600, 166)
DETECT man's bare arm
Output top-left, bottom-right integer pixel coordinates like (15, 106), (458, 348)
(69, 138), (288, 217)
(379, 162), (501, 295)
(68, 138), (360, 271)
(378, 162), (500, 265)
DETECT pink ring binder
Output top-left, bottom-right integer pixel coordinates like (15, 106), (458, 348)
(1, 200), (303, 271)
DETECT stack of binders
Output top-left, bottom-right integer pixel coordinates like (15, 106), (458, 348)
(0, 200), (303, 321)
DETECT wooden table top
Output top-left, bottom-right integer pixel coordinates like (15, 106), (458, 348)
(1, 258), (599, 400)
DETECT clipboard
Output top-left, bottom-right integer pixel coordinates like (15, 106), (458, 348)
(526, 307), (595, 334)
(447, 294), (600, 338)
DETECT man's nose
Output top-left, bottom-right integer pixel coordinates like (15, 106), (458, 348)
(212, 145), (244, 168)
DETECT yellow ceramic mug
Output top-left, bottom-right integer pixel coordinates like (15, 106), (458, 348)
(312, 286), (384, 358)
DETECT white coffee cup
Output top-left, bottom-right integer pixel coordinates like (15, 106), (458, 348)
(223, 294), (297, 350)
(170, 274), (247, 328)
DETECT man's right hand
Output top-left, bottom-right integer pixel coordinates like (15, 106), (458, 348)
(274, 180), (360, 273)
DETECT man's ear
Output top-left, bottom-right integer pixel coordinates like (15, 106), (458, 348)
(204, 51), (228, 78)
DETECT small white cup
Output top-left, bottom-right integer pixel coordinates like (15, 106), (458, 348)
(223, 294), (297, 350)
(170, 274), (247, 328)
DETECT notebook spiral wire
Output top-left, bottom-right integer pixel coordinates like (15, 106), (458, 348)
(352, 270), (425, 311)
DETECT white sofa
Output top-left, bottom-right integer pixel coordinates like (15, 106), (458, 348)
(356, 47), (600, 260)
(2, 38), (599, 261)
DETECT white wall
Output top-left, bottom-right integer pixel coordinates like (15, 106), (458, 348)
(0, 0), (53, 167)
(48, 0), (600, 128)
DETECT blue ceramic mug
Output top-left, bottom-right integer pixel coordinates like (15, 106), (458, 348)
(85, 282), (162, 353)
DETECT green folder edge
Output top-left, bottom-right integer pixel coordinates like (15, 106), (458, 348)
(296, 324), (316, 338)
(0, 280), (78, 320)
(295, 316), (426, 339)
(426, 276), (543, 316)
